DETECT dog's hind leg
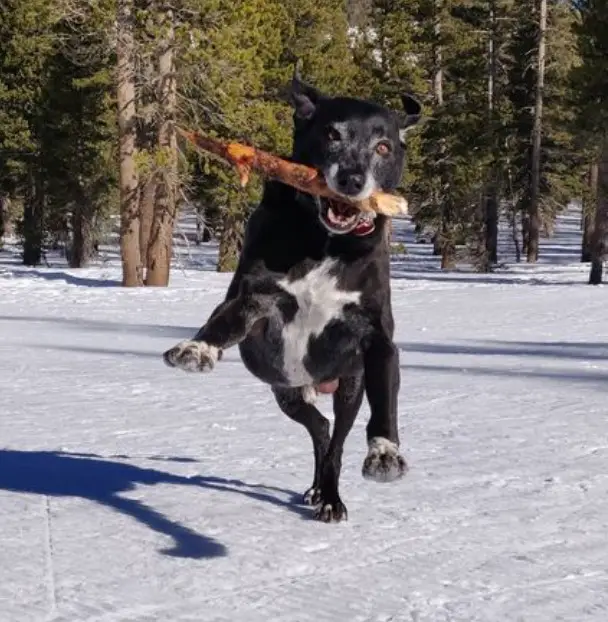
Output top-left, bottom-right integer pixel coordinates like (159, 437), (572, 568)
(272, 387), (330, 506)
(163, 278), (278, 373)
(314, 374), (365, 523)
(362, 334), (408, 482)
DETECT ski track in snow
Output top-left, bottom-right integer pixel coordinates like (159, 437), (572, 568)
(1, 207), (607, 621)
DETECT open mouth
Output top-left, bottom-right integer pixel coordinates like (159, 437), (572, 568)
(317, 198), (376, 236)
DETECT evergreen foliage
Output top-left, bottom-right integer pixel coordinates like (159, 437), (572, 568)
(572, 0), (608, 284)
(0, 0), (603, 281)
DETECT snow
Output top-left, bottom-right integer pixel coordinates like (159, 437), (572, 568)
(1, 206), (607, 621)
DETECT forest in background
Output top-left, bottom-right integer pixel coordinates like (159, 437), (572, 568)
(0, 0), (607, 285)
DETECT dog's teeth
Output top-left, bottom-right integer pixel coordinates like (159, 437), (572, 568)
(327, 208), (339, 224)
(327, 207), (356, 228)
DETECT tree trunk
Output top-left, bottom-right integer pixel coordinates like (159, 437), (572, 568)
(485, 190), (499, 265)
(589, 139), (608, 285)
(581, 162), (598, 263)
(433, 1), (453, 270)
(146, 9), (177, 287)
(22, 166), (45, 266)
(195, 207), (206, 244)
(117, 0), (142, 287)
(440, 213), (456, 270)
(581, 214), (593, 262)
(484, 0), (498, 267)
(521, 210), (530, 256)
(432, 232), (442, 255)
(0, 196), (12, 242)
(433, 2), (443, 107)
(217, 210), (243, 273)
(0, 197), (5, 243)
(511, 206), (521, 263)
(527, 0), (547, 263)
(70, 204), (95, 268)
(441, 247), (456, 270)
(139, 177), (156, 271)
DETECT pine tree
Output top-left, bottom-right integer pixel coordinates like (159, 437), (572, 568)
(1, 0), (592, 281)
(182, 0), (290, 272)
(573, 0), (608, 284)
(417, 0), (492, 269)
(527, 0), (547, 263)
(447, 1), (516, 269)
(507, 0), (581, 262)
(284, 0), (358, 95)
(182, 0), (358, 273)
(0, 0), (61, 265)
(352, 0), (429, 245)
(39, 19), (117, 268)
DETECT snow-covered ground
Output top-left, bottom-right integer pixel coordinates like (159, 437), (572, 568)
(1, 207), (607, 621)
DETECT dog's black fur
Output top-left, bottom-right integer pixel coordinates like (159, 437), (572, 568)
(164, 73), (421, 522)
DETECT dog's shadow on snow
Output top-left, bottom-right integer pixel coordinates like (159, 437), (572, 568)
(0, 449), (310, 560)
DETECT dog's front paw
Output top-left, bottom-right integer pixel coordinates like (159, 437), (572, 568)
(314, 496), (348, 523)
(362, 437), (408, 483)
(163, 340), (220, 373)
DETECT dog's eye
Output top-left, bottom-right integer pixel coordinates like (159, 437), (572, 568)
(376, 141), (392, 156)
(326, 127), (341, 142)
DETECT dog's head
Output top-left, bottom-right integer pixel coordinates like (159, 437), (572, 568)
(289, 72), (421, 236)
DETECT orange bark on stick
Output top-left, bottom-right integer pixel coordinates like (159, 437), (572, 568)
(176, 127), (408, 217)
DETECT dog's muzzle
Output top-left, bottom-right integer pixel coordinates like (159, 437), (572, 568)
(316, 167), (378, 236)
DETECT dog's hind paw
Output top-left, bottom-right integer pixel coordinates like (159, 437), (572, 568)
(362, 437), (408, 483)
(314, 498), (348, 523)
(163, 340), (220, 373)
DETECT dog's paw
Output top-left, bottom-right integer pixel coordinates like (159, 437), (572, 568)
(362, 437), (408, 483)
(302, 486), (322, 506)
(163, 340), (220, 373)
(313, 497), (348, 523)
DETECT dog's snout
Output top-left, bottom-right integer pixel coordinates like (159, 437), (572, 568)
(336, 170), (365, 196)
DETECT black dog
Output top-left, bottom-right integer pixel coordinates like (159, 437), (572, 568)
(164, 73), (421, 522)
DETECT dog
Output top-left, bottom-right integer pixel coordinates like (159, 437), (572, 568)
(163, 71), (421, 522)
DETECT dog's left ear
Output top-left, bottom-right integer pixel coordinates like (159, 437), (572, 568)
(290, 63), (322, 121)
(398, 94), (422, 143)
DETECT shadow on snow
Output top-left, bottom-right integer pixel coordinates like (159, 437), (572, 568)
(0, 450), (310, 560)
(398, 340), (608, 362)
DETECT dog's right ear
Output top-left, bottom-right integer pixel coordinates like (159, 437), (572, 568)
(290, 63), (321, 121)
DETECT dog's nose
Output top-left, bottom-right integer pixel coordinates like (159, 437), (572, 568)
(336, 170), (365, 196)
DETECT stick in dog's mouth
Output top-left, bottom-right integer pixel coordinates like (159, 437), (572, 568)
(175, 127), (409, 219)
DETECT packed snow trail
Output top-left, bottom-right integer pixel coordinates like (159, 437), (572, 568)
(1, 209), (607, 621)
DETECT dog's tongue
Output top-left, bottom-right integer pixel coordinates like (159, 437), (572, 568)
(353, 219), (375, 236)
(329, 199), (358, 218)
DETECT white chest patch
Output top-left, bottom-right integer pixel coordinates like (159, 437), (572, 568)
(277, 259), (361, 386)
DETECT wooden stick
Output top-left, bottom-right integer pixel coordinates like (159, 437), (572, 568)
(176, 127), (408, 217)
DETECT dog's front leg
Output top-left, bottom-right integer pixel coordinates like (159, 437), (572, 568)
(361, 333), (408, 482)
(314, 375), (365, 523)
(166, 259), (249, 367)
(163, 288), (273, 373)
